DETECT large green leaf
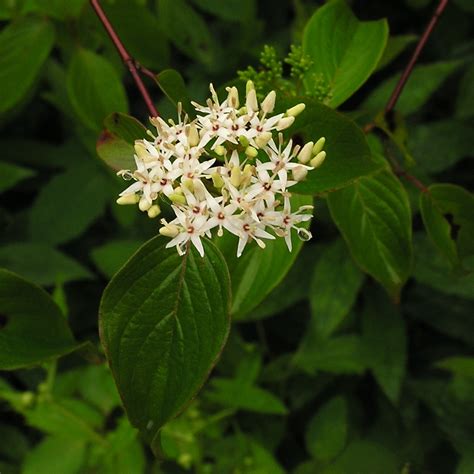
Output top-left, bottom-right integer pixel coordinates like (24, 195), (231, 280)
(363, 61), (463, 115)
(103, 113), (148, 145)
(305, 397), (348, 461)
(0, 17), (55, 114)
(0, 243), (93, 286)
(362, 287), (406, 403)
(0, 161), (35, 193)
(67, 49), (128, 131)
(328, 169), (413, 299)
(155, 69), (193, 116)
(28, 161), (112, 245)
(283, 98), (381, 195)
(191, 0), (256, 22)
(91, 240), (143, 279)
(99, 236), (231, 451)
(309, 239), (364, 339)
(0, 269), (78, 370)
(216, 194), (312, 319)
(302, 0), (388, 107)
(96, 131), (135, 172)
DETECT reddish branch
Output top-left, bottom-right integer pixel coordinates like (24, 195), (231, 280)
(365, 0), (449, 193)
(89, 0), (158, 117)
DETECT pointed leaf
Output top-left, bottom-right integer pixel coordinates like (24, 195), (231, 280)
(104, 113), (148, 144)
(99, 237), (231, 451)
(96, 130), (135, 172)
(0, 161), (35, 193)
(155, 69), (193, 116)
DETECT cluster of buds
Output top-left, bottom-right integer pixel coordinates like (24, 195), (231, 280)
(116, 81), (326, 257)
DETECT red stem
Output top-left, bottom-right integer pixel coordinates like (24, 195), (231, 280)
(385, 0), (449, 114)
(89, 0), (158, 117)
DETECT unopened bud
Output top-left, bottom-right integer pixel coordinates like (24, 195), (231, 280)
(211, 172), (224, 189)
(139, 197), (152, 212)
(21, 392), (35, 408)
(116, 194), (140, 205)
(241, 164), (254, 186)
(312, 137), (326, 155)
(245, 146), (258, 158)
(286, 103), (306, 117)
(230, 165), (242, 187)
(261, 90), (276, 114)
(187, 124), (200, 147)
(239, 135), (249, 148)
(276, 116), (295, 131)
(227, 86), (240, 109)
(298, 141), (314, 164)
(181, 179), (194, 191)
(159, 224), (179, 238)
(292, 166), (308, 181)
(246, 80), (255, 95)
(310, 151), (326, 168)
(134, 142), (149, 160)
(147, 205), (161, 218)
(214, 145), (226, 156)
(169, 193), (186, 205)
(246, 88), (258, 114)
(255, 131), (272, 148)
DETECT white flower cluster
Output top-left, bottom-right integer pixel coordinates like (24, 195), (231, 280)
(116, 81), (326, 257)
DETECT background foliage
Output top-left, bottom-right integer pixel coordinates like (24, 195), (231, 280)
(0, 0), (473, 473)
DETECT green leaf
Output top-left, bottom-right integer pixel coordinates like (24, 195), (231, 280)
(302, 0), (388, 107)
(157, 0), (213, 65)
(99, 236), (231, 451)
(376, 34), (417, 71)
(281, 98), (381, 195)
(91, 240), (143, 279)
(0, 423), (30, 463)
(0, 18), (55, 114)
(0, 269), (78, 370)
(96, 131), (135, 172)
(0, 161), (35, 193)
(295, 335), (367, 375)
(305, 397), (348, 461)
(29, 161), (112, 245)
(155, 69), (193, 116)
(21, 0), (87, 20)
(104, 113), (148, 144)
(67, 49), (128, 131)
(103, 0), (169, 70)
(0, 243), (93, 286)
(363, 61), (463, 115)
(217, 194), (312, 319)
(22, 436), (86, 474)
(328, 169), (413, 299)
(206, 378), (287, 415)
(309, 239), (364, 339)
(456, 63), (474, 119)
(191, 0), (256, 22)
(436, 357), (474, 378)
(362, 287), (406, 403)
(409, 120), (473, 174)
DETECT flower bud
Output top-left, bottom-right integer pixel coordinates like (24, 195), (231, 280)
(246, 80), (255, 95)
(286, 103), (306, 117)
(246, 88), (258, 114)
(169, 193), (187, 205)
(255, 131), (272, 148)
(310, 151), (326, 168)
(298, 141), (314, 164)
(238, 135), (249, 148)
(292, 165), (308, 181)
(261, 90), (276, 114)
(147, 205), (161, 218)
(230, 165), (242, 187)
(276, 116), (295, 131)
(312, 137), (326, 156)
(245, 146), (258, 158)
(214, 144), (226, 156)
(187, 123), (200, 147)
(139, 197), (152, 212)
(211, 172), (224, 189)
(227, 86), (239, 109)
(134, 141), (149, 160)
(159, 224), (179, 238)
(116, 194), (140, 205)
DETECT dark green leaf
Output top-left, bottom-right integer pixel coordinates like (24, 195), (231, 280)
(363, 61), (463, 115)
(29, 161), (112, 245)
(309, 239), (364, 339)
(0, 18), (55, 114)
(302, 0), (388, 107)
(155, 69), (193, 116)
(0, 161), (35, 193)
(99, 236), (231, 451)
(67, 49), (128, 131)
(91, 240), (143, 279)
(283, 98), (381, 195)
(456, 63), (474, 119)
(0, 243), (93, 286)
(96, 131), (135, 172)
(376, 34), (417, 71)
(305, 397), (348, 461)
(328, 169), (413, 299)
(191, 0), (256, 22)
(362, 287), (406, 403)
(0, 269), (78, 370)
(104, 113), (148, 144)
(21, 0), (87, 20)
